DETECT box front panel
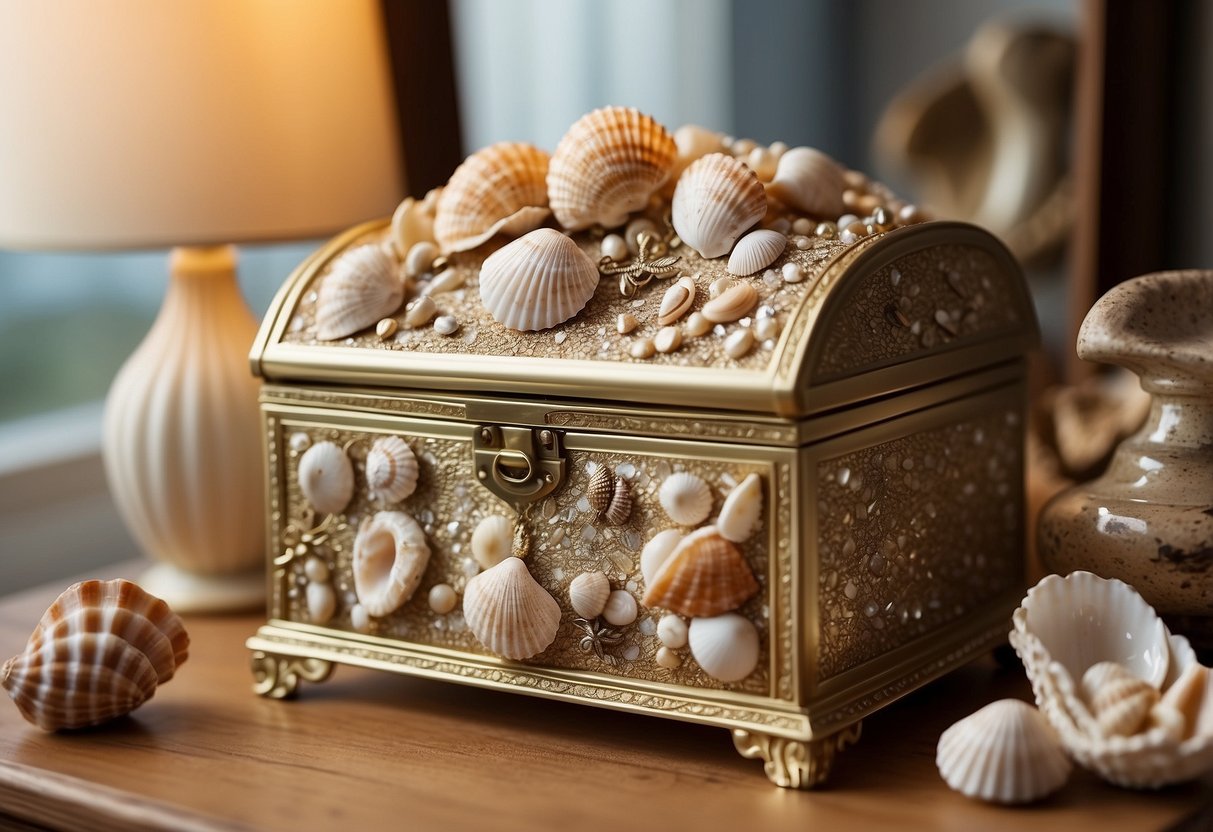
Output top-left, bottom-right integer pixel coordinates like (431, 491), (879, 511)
(260, 393), (803, 733)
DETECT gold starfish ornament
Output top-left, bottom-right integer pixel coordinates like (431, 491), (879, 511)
(598, 231), (683, 297)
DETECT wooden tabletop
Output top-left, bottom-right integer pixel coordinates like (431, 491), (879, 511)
(0, 564), (1206, 831)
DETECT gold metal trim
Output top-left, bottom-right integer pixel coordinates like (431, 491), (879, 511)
(733, 723), (862, 789)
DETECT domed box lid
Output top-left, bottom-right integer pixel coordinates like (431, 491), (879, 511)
(251, 219), (1036, 418)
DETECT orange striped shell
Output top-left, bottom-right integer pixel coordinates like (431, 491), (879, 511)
(642, 526), (759, 617)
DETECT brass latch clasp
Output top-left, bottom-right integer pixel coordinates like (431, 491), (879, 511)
(473, 425), (565, 506)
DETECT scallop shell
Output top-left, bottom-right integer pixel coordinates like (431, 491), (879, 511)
(640, 529), (683, 585)
(297, 441), (355, 516)
(434, 142), (551, 253)
(315, 244), (405, 340)
(643, 526), (759, 617)
(569, 571), (611, 619)
(471, 515), (515, 570)
(479, 228), (599, 331)
(1010, 571), (1213, 787)
(587, 465), (615, 516)
(2, 579), (188, 731)
(701, 282), (758, 324)
(352, 511), (431, 617)
(717, 473), (763, 543)
(936, 699), (1071, 804)
(657, 276), (697, 326)
(765, 146), (847, 217)
(727, 230), (787, 276)
(603, 476), (632, 526)
(687, 613), (759, 682)
(547, 107), (676, 230)
(463, 557), (561, 660)
(658, 472), (713, 526)
(1081, 662), (1159, 737)
(672, 153), (766, 259)
(663, 124), (729, 196)
(365, 436), (419, 503)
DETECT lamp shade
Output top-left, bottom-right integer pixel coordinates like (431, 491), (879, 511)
(0, 0), (403, 250)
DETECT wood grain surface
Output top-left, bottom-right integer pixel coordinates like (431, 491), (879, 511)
(0, 564), (1206, 831)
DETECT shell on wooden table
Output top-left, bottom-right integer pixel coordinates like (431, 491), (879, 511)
(672, 153), (766, 259)
(352, 511), (431, 617)
(642, 526), (759, 618)
(472, 515), (515, 570)
(587, 465), (615, 516)
(2, 579), (189, 731)
(640, 529), (683, 585)
(717, 473), (763, 543)
(658, 471), (713, 527)
(365, 435), (419, 504)
(701, 282), (758, 324)
(297, 441), (355, 516)
(463, 557), (561, 660)
(765, 147), (847, 217)
(434, 142), (551, 253)
(315, 244), (405, 340)
(547, 107), (676, 230)
(936, 699), (1071, 804)
(687, 613), (759, 682)
(727, 229), (787, 276)
(658, 276), (697, 326)
(479, 228), (599, 331)
(569, 571), (611, 619)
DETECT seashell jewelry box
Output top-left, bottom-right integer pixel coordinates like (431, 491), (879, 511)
(246, 108), (1039, 789)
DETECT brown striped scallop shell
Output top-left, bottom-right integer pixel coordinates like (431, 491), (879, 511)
(434, 142), (551, 253)
(642, 526), (759, 617)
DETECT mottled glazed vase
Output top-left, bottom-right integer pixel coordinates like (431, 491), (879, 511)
(1040, 271), (1213, 645)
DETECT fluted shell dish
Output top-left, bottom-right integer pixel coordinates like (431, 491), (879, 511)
(548, 106), (677, 230)
(434, 142), (551, 252)
(352, 511), (431, 617)
(315, 244), (405, 340)
(936, 699), (1071, 804)
(1010, 571), (1213, 787)
(687, 613), (759, 682)
(658, 472), (713, 526)
(365, 435), (419, 503)
(479, 228), (600, 331)
(717, 473), (763, 543)
(672, 153), (766, 259)
(643, 526), (759, 617)
(727, 230), (787, 276)
(765, 146), (847, 217)
(297, 441), (355, 516)
(463, 557), (561, 661)
(2, 579), (189, 731)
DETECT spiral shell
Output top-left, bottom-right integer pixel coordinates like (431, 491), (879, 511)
(315, 244), (405, 340)
(569, 571), (611, 619)
(587, 465), (615, 516)
(479, 228), (599, 331)
(701, 282), (758, 324)
(434, 142), (551, 253)
(765, 146), (847, 217)
(548, 107), (677, 230)
(463, 557), (561, 660)
(603, 476), (632, 526)
(726, 229), (787, 276)
(658, 472), (713, 526)
(687, 613), (759, 683)
(365, 435), (419, 504)
(937, 699), (1071, 804)
(1082, 662), (1159, 737)
(298, 441), (355, 516)
(642, 526), (759, 618)
(717, 473), (763, 543)
(352, 511), (431, 617)
(672, 153), (766, 259)
(2, 580), (189, 731)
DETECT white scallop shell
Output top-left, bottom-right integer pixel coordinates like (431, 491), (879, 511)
(717, 473), (763, 543)
(936, 699), (1071, 804)
(640, 529), (683, 585)
(463, 557), (561, 660)
(726, 229), (787, 276)
(365, 435), (419, 503)
(1010, 571), (1213, 788)
(569, 571), (610, 619)
(687, 613), (759, 682)
(352, 511), (431, 617)
(479, 228), (599, 331)
(434, 142), (551, 253)
(765, 146), (847, 217)
(471, 515), (514, 570)
(297, 441), (355, 516)
(658, 472), (713, 526)
(672, 153), (766, 259)
(548, 106), (677, 230)
(315, 244), (405, 340)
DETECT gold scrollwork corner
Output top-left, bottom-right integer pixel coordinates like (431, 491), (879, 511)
(732, 722), (863, 789)
(251, 650), (334, 699)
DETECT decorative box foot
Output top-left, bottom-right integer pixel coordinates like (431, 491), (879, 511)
(251, 650), (334, 699)
(732, 723), (862, 789)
